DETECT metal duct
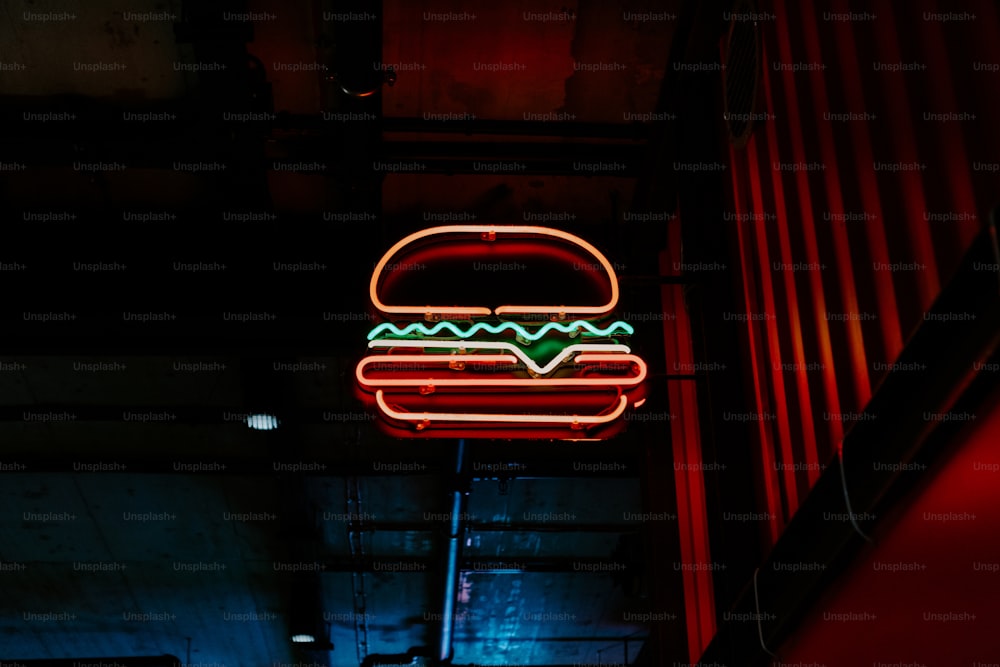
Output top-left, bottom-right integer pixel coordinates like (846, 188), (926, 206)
(439, 439), (468, 664)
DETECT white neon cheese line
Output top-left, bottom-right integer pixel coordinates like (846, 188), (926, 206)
(374, 391), (629, 425)
(367, 340), (632, 376)
(369, 225), (620, 318)
(356, 354), (647, 389)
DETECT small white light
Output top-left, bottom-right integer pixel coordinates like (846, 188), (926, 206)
(247, 414), (279, 431)
(290, 634), (316, 643)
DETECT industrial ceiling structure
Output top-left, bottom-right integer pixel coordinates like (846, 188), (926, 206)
(0, 0), (687, 665)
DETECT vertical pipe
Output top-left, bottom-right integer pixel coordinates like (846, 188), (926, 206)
(870, 0), (941, 311)
(796, 0), (873, 411)
(659, 243), (718, 659)
(439, 439), (467, 663)
(770, 0), (846, 463)
(745, 133), (799, 515)
(758, 39), (822, 490)
(728, 148), (785, 544)
(829, 0), (904, 366)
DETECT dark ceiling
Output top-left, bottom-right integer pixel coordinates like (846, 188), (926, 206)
(0, 0), (697, 666)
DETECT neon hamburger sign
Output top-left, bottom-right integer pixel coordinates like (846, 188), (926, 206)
(355, 225), (648, 439)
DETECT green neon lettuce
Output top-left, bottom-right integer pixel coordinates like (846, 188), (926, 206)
(366, 320), (634, 342)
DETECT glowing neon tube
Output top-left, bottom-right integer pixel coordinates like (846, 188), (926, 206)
(370, 225), (621, 318)
(356, 354), (647, 389)
(366, 341), (632, 376)
(375, 391), (629, 426)
(360, 224), (647, 439)
(366, 320), (634, 342)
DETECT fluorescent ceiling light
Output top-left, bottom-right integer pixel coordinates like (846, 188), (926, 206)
(247, 414), (279, 431)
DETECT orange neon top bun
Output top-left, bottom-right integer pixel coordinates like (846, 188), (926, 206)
(369, 225), (621, 322)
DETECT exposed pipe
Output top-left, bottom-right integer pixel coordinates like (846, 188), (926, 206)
(439, 439), (467, 664)
(347, 476), (371, 664)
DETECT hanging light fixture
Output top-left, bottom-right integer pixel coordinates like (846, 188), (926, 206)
(246, 413), (280, 431)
